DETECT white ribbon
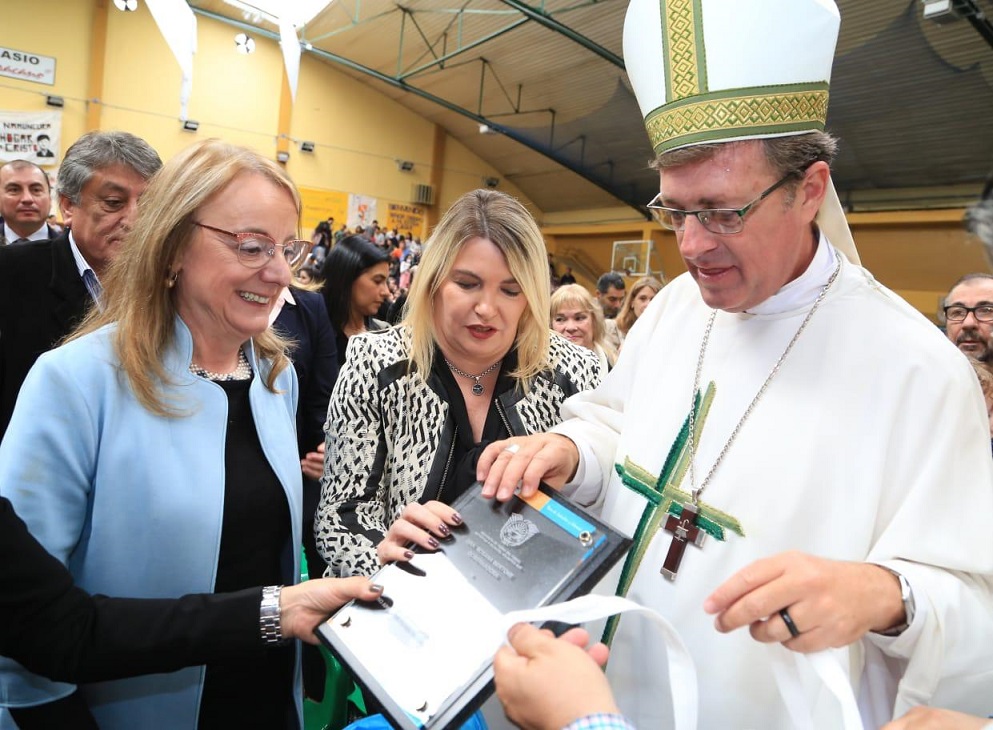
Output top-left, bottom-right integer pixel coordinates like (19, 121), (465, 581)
(502, 594), (698, 730)
(770, 644), (863, 730)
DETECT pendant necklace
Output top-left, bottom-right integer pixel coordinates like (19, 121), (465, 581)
(445, 358), (501, 396)
(661, 255), (842, 581)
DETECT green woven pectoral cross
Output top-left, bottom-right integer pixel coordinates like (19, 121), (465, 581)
(603, 383), (744, 646)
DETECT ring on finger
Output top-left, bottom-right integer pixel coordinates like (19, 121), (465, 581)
(503, 443), (520, 455)
(778, 608), (801, 639)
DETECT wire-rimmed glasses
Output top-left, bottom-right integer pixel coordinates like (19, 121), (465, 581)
(646, 168), (805, 235)
(194, 222), (312, 268)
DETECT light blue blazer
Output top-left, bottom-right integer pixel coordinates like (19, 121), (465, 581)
(0, 317), (303, 729)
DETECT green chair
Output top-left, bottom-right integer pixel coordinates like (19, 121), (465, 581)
(301, 550), (368, 730)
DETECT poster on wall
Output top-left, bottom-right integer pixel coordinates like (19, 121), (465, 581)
(0, 46), (57, 86)
(385, 203), (425, 238)
(299, 187), (348, 237)
(348, 194), (377, 231)
(0, 110), (62, 166)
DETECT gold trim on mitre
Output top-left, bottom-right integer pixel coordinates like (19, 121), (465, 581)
(645, 84), (830, 156)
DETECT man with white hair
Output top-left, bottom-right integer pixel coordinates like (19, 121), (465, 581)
(477, 0), (993, 726)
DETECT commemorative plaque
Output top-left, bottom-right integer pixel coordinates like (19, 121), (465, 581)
(316, 482), (630, 730)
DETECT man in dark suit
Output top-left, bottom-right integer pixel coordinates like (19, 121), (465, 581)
(0, 132), (162, 440)
(0, 160), (59, 245)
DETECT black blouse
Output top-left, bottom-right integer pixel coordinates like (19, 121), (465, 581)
(198, 379), (295, 730)
(425, 348), (516, 505)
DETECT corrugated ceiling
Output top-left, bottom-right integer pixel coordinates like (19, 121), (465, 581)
(189, 0), (993, 216)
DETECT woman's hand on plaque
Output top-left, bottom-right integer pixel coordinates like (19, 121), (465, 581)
(376, 501), (462, 565)
(477, 434), (581, 502)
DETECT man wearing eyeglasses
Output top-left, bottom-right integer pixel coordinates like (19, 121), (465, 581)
(0, 131), (162, 442)
(942, 273), (993, 363)
(474, 0), (993, 726)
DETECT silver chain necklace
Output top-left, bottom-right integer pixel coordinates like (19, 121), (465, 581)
(444, 358), (501, 396)
(687, 256), (842, 503)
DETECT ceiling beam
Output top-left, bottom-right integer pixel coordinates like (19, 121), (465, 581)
(497, 0), (624, 69)
(191, 6), (641, 211)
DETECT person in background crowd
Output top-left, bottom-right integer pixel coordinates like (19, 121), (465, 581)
(0, 160), (58, 245)
(615, 276), (663, 344)
(941, 272), (993, 364)
(551, 284), (617, 371)
(0, 139), (313, 730)
(297, 265), (320, 286)
(558, 266), (577, 285)
(317, 189), (604, 578)
(0, 132), (162, 442)
(320, 233), (391, 364)
(595, 271), (626, 319)
(595, 271), (626, 352)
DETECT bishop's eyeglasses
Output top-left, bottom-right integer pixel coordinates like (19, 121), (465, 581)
(646, 168), (804, 235)
(943, 304), (993, 323)
(194, 222), (312, 268)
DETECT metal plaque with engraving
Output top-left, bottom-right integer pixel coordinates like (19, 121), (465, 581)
(316, 482), (630, 730)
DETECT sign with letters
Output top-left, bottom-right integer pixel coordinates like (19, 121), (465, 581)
(0, 111), (62, 166)
(0, 46), (56, 86)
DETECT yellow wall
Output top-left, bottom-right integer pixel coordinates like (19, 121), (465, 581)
(0, 0), (537, 239)
(2, 1), (987, 322)
(0, 1), (93, 163)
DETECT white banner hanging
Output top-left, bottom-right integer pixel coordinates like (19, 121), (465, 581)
(0, 110), (62, 166)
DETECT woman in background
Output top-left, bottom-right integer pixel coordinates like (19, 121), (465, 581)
(550, 283), (616, 371)
(321, 234), (391, 363)
(315, 189), (604, 578)
(615, 276), (663, 344)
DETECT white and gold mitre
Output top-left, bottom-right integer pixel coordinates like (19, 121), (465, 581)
(624, 0), (860, 263)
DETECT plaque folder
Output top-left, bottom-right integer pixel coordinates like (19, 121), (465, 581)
(316, 482), (631, 730)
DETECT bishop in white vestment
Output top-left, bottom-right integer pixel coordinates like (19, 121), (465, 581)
(473, 0), (993, 726)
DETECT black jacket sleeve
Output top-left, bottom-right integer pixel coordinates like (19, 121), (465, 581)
(1, 496), (265, 683)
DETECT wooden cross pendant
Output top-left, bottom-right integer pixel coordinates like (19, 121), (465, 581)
(661, 501), (706, 581)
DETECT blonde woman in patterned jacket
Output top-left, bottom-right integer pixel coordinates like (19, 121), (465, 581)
(315, 189), (604, 577)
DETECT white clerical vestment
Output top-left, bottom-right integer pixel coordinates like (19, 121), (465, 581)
(556, 237), (993, 728)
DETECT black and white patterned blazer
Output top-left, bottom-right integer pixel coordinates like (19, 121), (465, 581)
(315, 325), (605, 577)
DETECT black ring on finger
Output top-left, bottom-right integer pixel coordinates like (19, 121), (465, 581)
(779, 608), (801, 639)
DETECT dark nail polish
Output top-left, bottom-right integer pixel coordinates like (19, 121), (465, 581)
(451, 512), (463, 525)
(403, 550), (415, 560)
(427, 537), (440, 549)
(439, 523), (451, 536)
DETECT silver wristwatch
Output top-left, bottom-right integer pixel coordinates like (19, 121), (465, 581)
(260, 585), (285, 644)
(875, 567), (916, 637)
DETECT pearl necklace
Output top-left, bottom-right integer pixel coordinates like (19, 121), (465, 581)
(444, 358), (501, 396)
(189, 349), (253, 382)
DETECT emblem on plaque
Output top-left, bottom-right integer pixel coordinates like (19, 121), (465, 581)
(499, 513), (539, 547)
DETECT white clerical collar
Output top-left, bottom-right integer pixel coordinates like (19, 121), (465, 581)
(744, 231), (838, 316)
(3, 221), (48, 243)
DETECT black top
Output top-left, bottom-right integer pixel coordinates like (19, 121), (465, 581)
(334, 317), (388, 365)
(199, 379), (295, 730)
(425, 349), (516, 505)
